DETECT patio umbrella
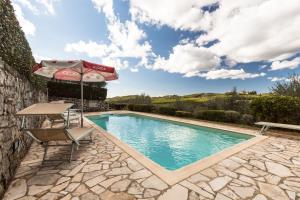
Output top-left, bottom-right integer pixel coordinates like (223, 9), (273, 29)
(33, 60), (118, 127)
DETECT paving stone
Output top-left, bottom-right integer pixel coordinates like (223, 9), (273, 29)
(220, 188), (240, 200)
(126, 157), (144, 171)
(128, 182), (144, 195)
(219, 159), (240, 170)
(229, 186), (255, 199)
(39, 192), (63, 200)
(187, 173), (210, 184)
(65, 182), (80, 192)
(201, 168), (217, 178)
(197, 182), (214, 194)
(4, 179), (27, 200)
(106, 167), (132, 176)
(28, 185), (52, 196)
(253, 194), (268, 200)
(82, 164), (102, 172)
(180, 180), (214, 199)
(100, 175), (122, 188)
(85, 175), (107, 187)
(27, 174), (61, 185)
(111, 179), (132, 192)
(56, 177), (71, 185)
(209, 176), (232, 191)
(71, 173), (83, 182)
(73, 184), (89, 196)
(144, 188), (161, 198)
(100, 191), (136, 200)
(265, 174), (281, 185)
(249, 160), (266, 170)
(265, 161), (294, 177)
(141, 175), (168, 190)
(90, 185), (105, 194)
(81, 193), (99, 200)
(129, 169), (152, 180)
(66, 162), (86, 176)
(188, 191), (199, 200)
(215, 193), (231, 200)
(235, 167), (258, 177)
(158, 184), (188, 200)
(82, 170), (108, 182)
(51, 180), (70, 192)
(259, 182), (289, 200)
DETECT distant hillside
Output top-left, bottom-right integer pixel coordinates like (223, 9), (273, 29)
(107, 92), (266, 105)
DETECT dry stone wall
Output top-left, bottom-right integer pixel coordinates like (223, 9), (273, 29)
(0, 58), (46, 198)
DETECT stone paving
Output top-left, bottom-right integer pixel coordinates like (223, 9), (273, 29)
(3, 127), (300, 200)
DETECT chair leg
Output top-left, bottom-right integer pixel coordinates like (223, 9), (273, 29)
(69, 142), (75, 162)
(43, 142), (49, 162)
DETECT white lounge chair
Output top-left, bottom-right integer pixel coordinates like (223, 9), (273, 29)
(24, 127), (94, 162)
(255, 121), (300, 134)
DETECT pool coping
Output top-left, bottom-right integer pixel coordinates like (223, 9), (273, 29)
(84, 111), (268, 185)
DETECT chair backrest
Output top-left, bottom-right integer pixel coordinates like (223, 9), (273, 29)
(48, 114), (64, 121)
(24, 128), (70, 142)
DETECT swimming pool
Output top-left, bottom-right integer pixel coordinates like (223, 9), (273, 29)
(88, 113), (253, 170)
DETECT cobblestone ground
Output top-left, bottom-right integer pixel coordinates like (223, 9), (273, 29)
(3, 129), (300, 200)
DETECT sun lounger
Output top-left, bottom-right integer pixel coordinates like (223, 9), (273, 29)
(24, 127), (94, 162)
(255, 121), (300, 134)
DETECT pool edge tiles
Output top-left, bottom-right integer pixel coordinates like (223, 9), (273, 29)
(84, 111), (268, 185)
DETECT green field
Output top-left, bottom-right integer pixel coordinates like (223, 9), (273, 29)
(107, 93), (266, 105)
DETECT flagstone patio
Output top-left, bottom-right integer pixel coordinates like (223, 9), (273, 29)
(3, 125), (300, 200)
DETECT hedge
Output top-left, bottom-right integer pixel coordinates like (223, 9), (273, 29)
(110, 103), (127, 110)
(157, 106), (177, 116)
(47, 81), (107, 100)
(175, 111), (192, 117)
(194, 110), (226, 122)
(251, 95), (300, 124)
(127, 104), (154, 112)
(0, 0), (45, 89)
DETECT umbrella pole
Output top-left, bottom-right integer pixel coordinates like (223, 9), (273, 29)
(80, 72), (83, 127)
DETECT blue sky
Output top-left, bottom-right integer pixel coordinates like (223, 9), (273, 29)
(12, 0), (300, 97)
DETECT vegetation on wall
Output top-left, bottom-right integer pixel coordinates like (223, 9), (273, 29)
(0, 0), (45, 88)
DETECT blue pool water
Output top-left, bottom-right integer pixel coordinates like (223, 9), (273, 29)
(88, 114), (252, 170)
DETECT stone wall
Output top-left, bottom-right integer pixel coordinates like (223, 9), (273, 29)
(0, 58), (46, 197)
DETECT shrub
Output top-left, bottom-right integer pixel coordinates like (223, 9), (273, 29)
(250, 95), (300, 124)
(175, 111), (192, 117)
(241, 114), (254, 125)
(127, 104), (154, 112)
(194, 110), (226, 122)
(157, 106), (177, 116)
(224, 111), (241, 123)
(110, 103), (127, 110)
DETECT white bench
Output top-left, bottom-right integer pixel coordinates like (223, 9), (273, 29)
(255, 121), (300, 134)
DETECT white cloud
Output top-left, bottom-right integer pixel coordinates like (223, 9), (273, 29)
(13, 0), (39, 14)
(65, 41), (109, 58)
(197, 0), (300, 62)
(33, 54), (52, 62)
(91, 0), (114, 19)
(65, 0), (153, 71)
(35, 0), (60, 15)
(267, 77), (289, 82)
(269, 57), (300, 71)
(12, 3), (36, 36)
(198, 69), (266, 80)
(149, 43), (221, 77)
(130, 0), (217, 31)
(130, 68), (139, 72)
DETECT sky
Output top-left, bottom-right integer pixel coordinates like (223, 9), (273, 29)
(11, 0), (300, 97)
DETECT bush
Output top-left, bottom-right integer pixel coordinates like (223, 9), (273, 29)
(157, 106), (177, 116)
(251, 95), (300, 124)
(175, 111), (192, 117)
(194, 110), (226, 122)
(224, 111), (241, 123)
(241, 114), (254, 125)
(127, 104), (154, 112)
(110, 103), (127, 110)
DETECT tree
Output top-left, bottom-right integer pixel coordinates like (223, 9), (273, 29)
(271, 73), (300, 97)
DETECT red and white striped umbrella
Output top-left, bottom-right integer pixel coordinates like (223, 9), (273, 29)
(33, 60), (118, 127)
